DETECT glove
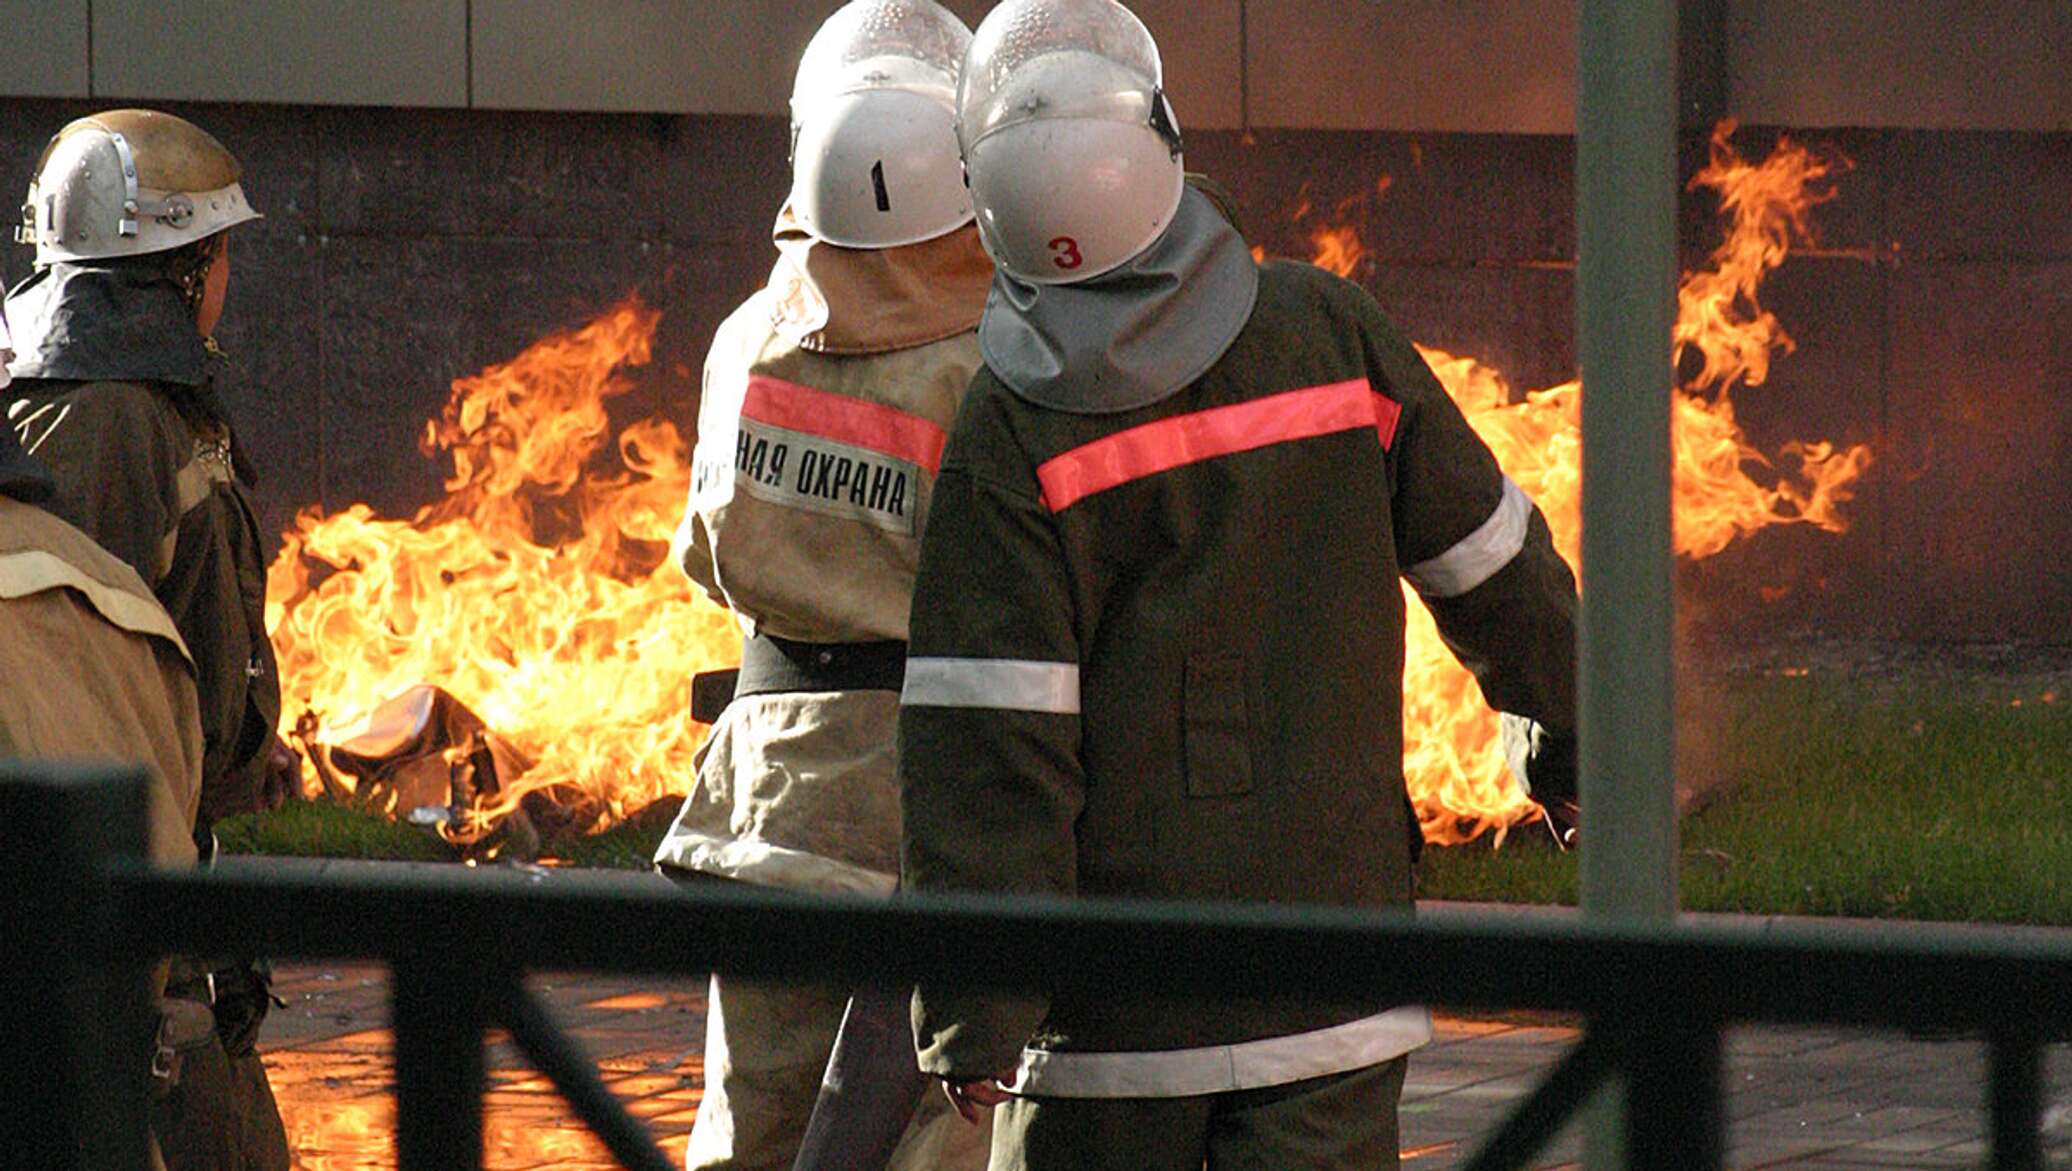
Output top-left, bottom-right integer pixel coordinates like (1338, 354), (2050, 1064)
(1500, 713), (1579, 846)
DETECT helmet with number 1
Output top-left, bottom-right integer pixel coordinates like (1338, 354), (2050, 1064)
(788, 0), (975, 248)
(956, 0), (1183, 285)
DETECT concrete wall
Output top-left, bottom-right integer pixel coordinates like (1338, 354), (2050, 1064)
(4, 1), (2070, 131)
(4, 98), (2066, 645)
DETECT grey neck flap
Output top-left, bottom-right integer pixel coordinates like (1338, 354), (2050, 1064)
(4, 260), (210, 386)
(979, 185), (1260, 415)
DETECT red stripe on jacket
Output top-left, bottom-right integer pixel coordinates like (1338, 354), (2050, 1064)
(1036, 379), (1401, 512)
(741, 375), (949, 474)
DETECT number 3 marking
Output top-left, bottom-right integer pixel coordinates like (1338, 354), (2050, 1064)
(1049, 236), (1084, 270)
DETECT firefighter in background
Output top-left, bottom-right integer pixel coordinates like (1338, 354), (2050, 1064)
(5, 109), (292, 1171)
(651, 3), (993, 1168)
(897, 2), (1581, 1167)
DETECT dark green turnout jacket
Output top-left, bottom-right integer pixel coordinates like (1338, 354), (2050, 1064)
(899, 260), (1578, 1097)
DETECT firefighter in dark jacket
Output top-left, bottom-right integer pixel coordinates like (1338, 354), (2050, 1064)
(6, 108), (291, 1171)
(651, 4), (992, 1168)
(897, 2), (1580, 1167)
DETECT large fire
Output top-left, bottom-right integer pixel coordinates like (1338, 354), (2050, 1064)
(267, 123), (1867, 850)
(1386, 124), (1872, 843)
(264, 301), (738, 844)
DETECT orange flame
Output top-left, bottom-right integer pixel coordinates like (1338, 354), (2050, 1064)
(265, 298), (740, 841)
(269, 125), (1869, 850)
(1320, 124), (1870, 844)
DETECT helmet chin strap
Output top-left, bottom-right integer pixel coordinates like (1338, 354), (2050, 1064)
(1149, 89), (1183, 159)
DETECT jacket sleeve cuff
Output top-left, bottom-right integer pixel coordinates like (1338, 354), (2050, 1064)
(912, 985), (1050, 1080)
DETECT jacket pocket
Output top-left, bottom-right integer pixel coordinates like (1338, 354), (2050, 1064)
(1184, 652), (1253, 797)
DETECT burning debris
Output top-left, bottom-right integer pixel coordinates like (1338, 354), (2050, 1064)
(266, 124), (1870, 852)
(299, 685), (571, 856)
(266, 298), (739, 855)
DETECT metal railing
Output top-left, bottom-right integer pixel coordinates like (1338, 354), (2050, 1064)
(6, 762), (2068, 1171)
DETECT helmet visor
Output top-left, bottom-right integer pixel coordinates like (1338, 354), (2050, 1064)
(958, 0), (1163, 150)
(792, 0), (972, 116)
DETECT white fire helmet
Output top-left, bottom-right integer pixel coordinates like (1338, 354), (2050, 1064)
(17, 109), (261, 267)
(956, 0), (1184, 285)
(788, 0), (975, 249)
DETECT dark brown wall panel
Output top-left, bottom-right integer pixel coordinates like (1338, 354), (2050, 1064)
(1885, 261), (2072, 641)
(2, 101), (2068, 648)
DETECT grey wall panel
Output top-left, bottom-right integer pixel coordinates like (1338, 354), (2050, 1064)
(91, 0), (467, 108)
(1729, 1), (2072, 131)
(473, 0), (710, 113)
(1245, 0), (1576, 133)
(0, 0), (91, 97)
(616, 2), (840, 115)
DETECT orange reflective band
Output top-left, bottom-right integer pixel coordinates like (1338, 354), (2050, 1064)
(1036, 379), (1400, 512)
(741, 375), (949, 473)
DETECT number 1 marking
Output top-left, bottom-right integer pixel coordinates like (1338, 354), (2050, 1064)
(871, 160), (891, 213)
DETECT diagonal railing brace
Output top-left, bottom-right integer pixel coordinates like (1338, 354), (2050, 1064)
(1461, 1026), (1617, 1171)
(492, 975), (676, 1171)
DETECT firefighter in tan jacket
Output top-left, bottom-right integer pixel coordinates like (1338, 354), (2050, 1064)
(0, 321), (201, 1171)
(650, 4), (993, 1168)
(0, 320), (202, 865)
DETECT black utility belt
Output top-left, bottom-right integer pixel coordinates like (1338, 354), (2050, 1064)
(690, 632), (907, 723)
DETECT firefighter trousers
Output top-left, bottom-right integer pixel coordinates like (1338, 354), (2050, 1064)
(687, 972), (991, 1171)
(988, 1056), (1407, 1171)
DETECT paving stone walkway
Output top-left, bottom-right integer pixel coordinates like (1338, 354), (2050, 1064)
(258, 958), (2072, 1169)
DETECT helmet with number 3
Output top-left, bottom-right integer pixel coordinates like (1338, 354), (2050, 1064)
(789, 0), (975, 249)
(956, 0), (1183, 285)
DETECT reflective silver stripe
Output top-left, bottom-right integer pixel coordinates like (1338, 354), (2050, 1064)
(902, 657), (1080, 714)
(1006, 1005), (1432, 1098)
(1404, 477), (1532, 599)
(0, 548), (192, 666)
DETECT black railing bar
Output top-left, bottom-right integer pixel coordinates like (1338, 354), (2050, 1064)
(1625, 1018), (1725, 1170)
(492, 975), (676, 1171)
(116, 863), (2072, 1035)
(392, 955), (486, 1171)
(1988, 1030), (2045, 1171)
(1460, 1028), (1617, 1171)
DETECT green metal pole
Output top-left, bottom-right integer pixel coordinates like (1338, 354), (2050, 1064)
(1577, 1), (1680, 1167)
